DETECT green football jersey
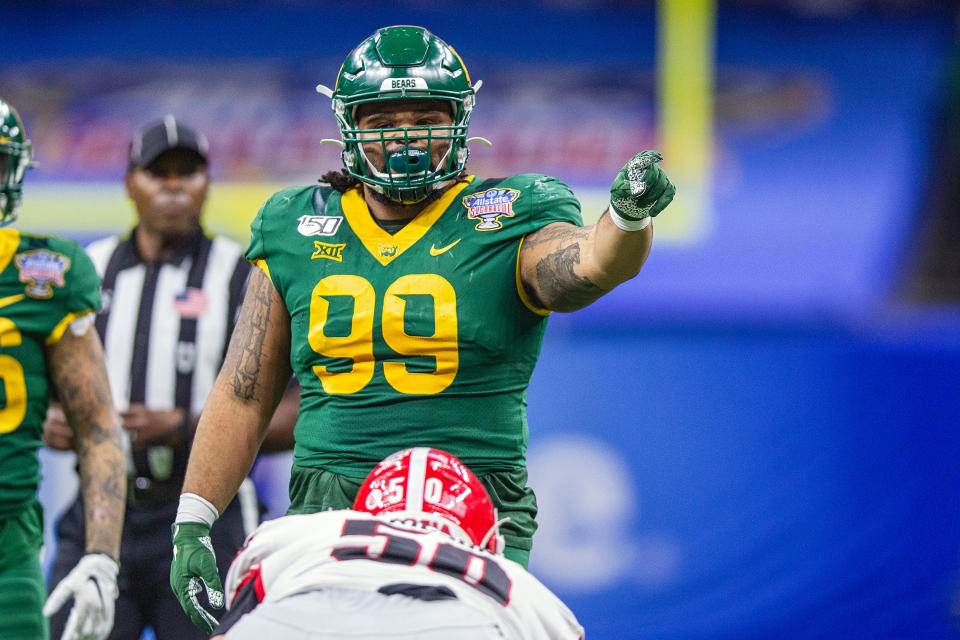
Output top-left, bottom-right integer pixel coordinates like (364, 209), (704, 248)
(247, 174), (583, 477)
(0, 229), (101, 517)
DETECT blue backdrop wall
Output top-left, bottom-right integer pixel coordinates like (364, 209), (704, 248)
(526, 315), (960, 638)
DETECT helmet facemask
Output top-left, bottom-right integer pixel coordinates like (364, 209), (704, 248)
(335, 92), (475, 205)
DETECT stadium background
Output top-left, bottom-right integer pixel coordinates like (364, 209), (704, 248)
(5, 0), (960, 637)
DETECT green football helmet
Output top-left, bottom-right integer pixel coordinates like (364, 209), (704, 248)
(317, 25), (482, 204)
(0, 98), (33, 226)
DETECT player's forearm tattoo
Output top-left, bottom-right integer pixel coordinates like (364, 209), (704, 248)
(74, 414), (126, 516)
(230, 273), (274, 399)
(535, 243), (606, 312)
(49, 331), (126, 557)
(51, 337), (113, 421)
(525, 224), (607, 311)
(77, 439), (127, 553)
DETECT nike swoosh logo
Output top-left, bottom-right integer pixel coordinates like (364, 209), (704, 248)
(0, 294), (24, 309)
(429, 238), (462, 256)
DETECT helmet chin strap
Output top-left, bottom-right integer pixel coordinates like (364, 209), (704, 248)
(359, 144), (453, 183)
(479, 516), (510, 554)
(366, 179), (453, 205)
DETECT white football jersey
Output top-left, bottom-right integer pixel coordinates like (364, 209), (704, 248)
(223, 510), (584, 640)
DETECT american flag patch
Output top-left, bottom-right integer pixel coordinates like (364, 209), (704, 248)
(173, 287), (208, 318)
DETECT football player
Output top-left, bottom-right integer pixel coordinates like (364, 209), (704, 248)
(0, 98), (126, 640)
(206, 448), (583, 639)
(171, 25), (674, 631)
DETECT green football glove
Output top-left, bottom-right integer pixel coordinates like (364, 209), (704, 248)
(170, 522), (223, 633)
(609, 150), (676, 230)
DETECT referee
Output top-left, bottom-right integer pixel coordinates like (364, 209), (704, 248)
(44, 117), (296, 640)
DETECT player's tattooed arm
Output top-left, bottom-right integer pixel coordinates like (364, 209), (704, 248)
(227, 267), (282, 399)
(520, 223), (605, 312)
(519, 213), (653, 312)
(47, 322), (125, 560)
(182, 267), (292, 511)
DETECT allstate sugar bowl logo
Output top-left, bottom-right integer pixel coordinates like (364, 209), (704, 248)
(463, 188), (521, 231)
(15, 249), (71, 298)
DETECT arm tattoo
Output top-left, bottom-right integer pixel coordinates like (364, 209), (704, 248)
(535, 242), (606, 312)
(51, 334), (113, 419)
(230, 272), (274, 399)
(48, 329), (126, 557)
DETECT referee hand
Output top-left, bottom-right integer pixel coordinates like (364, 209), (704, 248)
(43, 404), (75, 451)
(122, 405), (187, 448)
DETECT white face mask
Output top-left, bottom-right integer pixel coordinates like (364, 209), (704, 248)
(0, 152), (11, 185)
(0, 149), (30, 189)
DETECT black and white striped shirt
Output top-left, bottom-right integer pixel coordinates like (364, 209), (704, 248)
(86, 227), (250, 499)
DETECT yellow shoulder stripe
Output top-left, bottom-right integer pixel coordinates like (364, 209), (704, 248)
(0, 228), (21, 275)
(46, 310), (95, 346)
(515, 235), (551, 317)
(250, 258), (274, 285)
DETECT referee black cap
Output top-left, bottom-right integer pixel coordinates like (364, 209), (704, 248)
(128, 115), (208, 171)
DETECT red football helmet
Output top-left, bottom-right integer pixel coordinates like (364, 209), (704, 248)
(354, 447), (505, 554)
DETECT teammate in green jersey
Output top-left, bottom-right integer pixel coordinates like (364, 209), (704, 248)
(0, 98), (126, 640)
(171, 26), (675, 632)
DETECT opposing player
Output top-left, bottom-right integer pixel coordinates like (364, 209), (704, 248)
(205, 448), (583, 639)
(172, 25), (674, 630)
(0, 98), (126, 640)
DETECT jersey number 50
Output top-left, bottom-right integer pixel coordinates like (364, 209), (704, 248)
(308, 274), (457, 395)
(333, 519), (512, 606)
